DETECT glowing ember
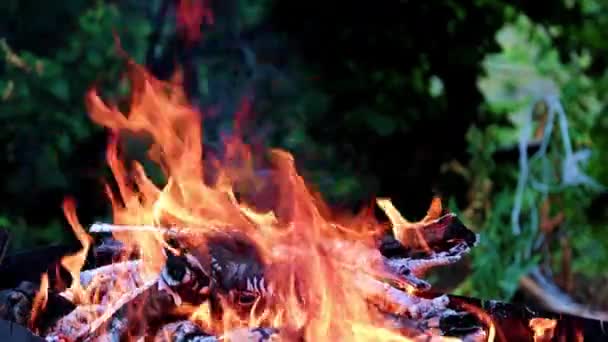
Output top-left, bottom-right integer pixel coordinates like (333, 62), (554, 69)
(529, 318), (557, 342)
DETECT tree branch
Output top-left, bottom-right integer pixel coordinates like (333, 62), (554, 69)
(519, 268), (608, 321)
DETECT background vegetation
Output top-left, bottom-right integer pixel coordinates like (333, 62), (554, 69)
(1, 0), (607, 309)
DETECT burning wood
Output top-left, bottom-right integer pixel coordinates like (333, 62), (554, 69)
(85, 278), (158, 339)
(0, 281), (37, 326)
(153, 320), (278, 342)
(24, 217), (483, 341)
(46, 305), (107, 340)
(2, 52), (601, 342)
(78, 260), (143, 288)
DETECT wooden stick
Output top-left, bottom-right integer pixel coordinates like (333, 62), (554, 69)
(355, 273), (449, 319)
(80, 260), (142, 287)
(90, 223), (177, 234)
(154, 320), (279, 342)
(45, 305), (107, 341)
(85, 278), (158, 339)
(519, 268), (608, 321)
(48, 279), (159, 341)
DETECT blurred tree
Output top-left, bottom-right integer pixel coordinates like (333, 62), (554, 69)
(0, 1), (150, 250)
(453, 11), (608, 306)
(265, 0), (585, 216)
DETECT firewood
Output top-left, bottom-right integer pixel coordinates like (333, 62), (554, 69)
(0, 280), (72, 333)
(58, 260), (146, 309)
(31, 290), (75, 336)
(0, 281), (37, 326)
(89, 223), (198, 236)
(519, 268), (608, 321)
(158, 249), (211, 306)
(0, 319), (44, 342)
(91, 237), (128, 267)
(355, 274), (449, 319)
(46, 278), (157, 341)
(45, 305), (107, 341)
(68, 221), (570, 342)
(153, 320), (214, 342)
(0, 245), (80, 290)
(74, 257), (205, 340)
(84, 278), (158, 340)
(203, 232), (266, 296)
(79, 260), (142, 288)
(87, 222), (472, 297)
(384, 241), (471, 279)
(154, 320), (279, 342)
(378, 214), (478, 258)
(88, 316), (127, 342)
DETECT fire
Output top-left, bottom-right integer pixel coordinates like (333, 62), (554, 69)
(29, 273), (48, 332)
(18, 28), (492, 338)
(377, 197), (443, 252)
(67, 58), (434, 340)
(61, 198), (93, 302)
(529, 317), (557, 342)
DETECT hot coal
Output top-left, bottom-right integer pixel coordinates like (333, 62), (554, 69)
(0, 217), (602, 341)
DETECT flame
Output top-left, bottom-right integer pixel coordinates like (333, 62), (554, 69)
(61, 198), (92, 302)
(458, 303), (497, 342)
(74, 58), (433, 340)
(529, 318), (557, 342)
(30, 273), (49, 331)
(377, 197), (442, 252)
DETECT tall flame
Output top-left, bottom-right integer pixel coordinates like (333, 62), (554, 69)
(61, 198), (92, 301)
(30, 273), (49, 332)
(60, 59), (454, 341)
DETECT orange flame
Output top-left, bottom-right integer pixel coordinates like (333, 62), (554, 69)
(377, 196), (442, 252)
(30, 273), (49, 331)
(53, 56), (456, 341)
(61, 198), (92, 302)
(529, 317), (557, 342)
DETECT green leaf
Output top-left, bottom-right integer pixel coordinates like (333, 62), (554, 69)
(49, 79), (70, 101)
(0, 216), (11, 228)
(366, 114), (397, 137)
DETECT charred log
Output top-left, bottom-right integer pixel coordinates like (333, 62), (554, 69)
(0, 281), (37, 326)
(0, 319), (44, 342)
(154, 321), (280, 342)
(0, 280), (73, 334)
(445, 294), (608, 342)
(379, 214), (477, 258)
(0, 245), (77, 289)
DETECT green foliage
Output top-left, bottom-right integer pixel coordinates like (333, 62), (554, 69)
(0, 215), (65, 251)
(0, 1), (150, 250)
(457, 190), (541, 299)
(457, 12), (608, 300)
